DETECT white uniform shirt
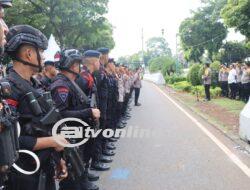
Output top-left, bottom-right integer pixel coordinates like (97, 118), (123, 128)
(228, 69), (237, 84)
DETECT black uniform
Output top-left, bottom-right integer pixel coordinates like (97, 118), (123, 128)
(106, 73), (118, 131)
(40, 75), (53, 91)
(5, 70), (57, 190)
(93, 65), (108, 152)
(50, 73), (92, 119)
(76, 66), (100, 164)
(50, 73), (93, 190)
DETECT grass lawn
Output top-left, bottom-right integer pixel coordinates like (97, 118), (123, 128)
(212, 98), (246, 115)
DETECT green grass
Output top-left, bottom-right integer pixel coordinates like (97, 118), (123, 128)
(212, 98), (246, 114)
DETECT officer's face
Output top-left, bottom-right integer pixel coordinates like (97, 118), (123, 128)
(20, 46), (45, 73)
(47, 65), (57, 77)
(71, 61), (81, 74)
(0, 6), (8, 54)
(93, 57), (100, 71)
(101, 54), (109, 65)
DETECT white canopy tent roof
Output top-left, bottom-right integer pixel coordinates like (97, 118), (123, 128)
(44, 34), (61, 61)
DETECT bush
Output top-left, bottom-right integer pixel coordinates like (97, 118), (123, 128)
(210, 87), (222, 98)
(187, 64), (202, 86)
(165, 74), (187, 84)
(191, 86), (221, 98)
(191, 85), (205, 97)
(172, 81), (192, 92)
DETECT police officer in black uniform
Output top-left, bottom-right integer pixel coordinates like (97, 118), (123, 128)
(89, 47), (115, 172)
(49, 49), (100, 190)
(4, 25), (68, 190)
(40, 60), (57, 90)
(76, 50), (113, 172)
(105, 58), (119, 142)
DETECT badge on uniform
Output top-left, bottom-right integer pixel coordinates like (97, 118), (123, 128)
(57, 87), (69, 102)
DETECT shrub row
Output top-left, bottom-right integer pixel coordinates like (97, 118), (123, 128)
(172, 82), (222, 98)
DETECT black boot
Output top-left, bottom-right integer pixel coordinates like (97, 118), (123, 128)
(88, 172), (100, 182)
(81, 174), (99, 190)
(106, 144), (116, 150)
(91, 161), (110, 171)
(108, 137), (117, 143)
(86, 167), (99, 182)
(103, 149), (116, 156)
(100, 155), (113, 163)
(106, 142), (115, 147)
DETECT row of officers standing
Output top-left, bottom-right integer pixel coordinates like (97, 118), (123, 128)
(0, 1), (143, 190)
(202, 62), (250, 102)
(218, 63), (250, 102)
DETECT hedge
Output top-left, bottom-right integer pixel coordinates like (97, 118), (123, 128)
(165, 74), (187, 84)
(172, 81), (192, 92)
(191, 85), (222, 98)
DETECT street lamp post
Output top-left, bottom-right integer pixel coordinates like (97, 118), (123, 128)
(141, 28), (144, 67)
(176, 33), (179, 74)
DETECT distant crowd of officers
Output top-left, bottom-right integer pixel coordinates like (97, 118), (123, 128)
(0, 1), (143, 190)
(202, 62), (250, 103)
(218, 62), (250, 103)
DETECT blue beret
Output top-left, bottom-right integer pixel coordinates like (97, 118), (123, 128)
(83, 50), (101, 58)
(97, 47), (109, 54)
(44, 61), (55, 66)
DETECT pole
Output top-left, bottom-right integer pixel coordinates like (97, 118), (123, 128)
(176, 33), (178, 74)
(141, 28), (144, 66)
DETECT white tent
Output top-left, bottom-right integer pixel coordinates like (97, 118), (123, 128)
(239, 100), (250, 141)
(44, 34), (61, 61)
(144, 71), (165, 85)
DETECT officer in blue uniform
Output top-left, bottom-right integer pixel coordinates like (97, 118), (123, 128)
(40, 60), (57, 90)
(106, 58), (119, 141)
(76, 50), (112, 171)
(49, 49), (100, 190)
(90, 48), (115, 171)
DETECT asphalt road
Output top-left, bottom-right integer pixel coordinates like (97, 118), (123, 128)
(96, 81), (250, 190)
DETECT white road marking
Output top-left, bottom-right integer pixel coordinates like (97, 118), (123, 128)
(153, 83), (250, 178)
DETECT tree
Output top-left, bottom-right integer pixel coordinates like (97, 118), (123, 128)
(117, 53), (142, 70)
(6, 0), (115, 49)
(221, 0), (250, 40)
(214, 41), (250, 64)
(148, 56), (176, 74)
(179, 0), (227, 62)
(146, 37), (172, 58)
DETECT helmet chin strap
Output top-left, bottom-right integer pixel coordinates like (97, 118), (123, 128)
(13, 47), (43, 72)
(62, 68), (80, 77)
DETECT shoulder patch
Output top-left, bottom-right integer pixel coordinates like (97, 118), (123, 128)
(57, 87), (69, 102)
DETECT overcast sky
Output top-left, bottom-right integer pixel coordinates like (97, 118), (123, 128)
(106, 0), (245, 58)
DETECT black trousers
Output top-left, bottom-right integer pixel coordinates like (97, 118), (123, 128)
(229, 83), (237, 99)
(204, 84), (211, 101)
(134, 88), (141, 105)
(220, 81), (229, 97)
(91, 118), (106, 162)
(237, 82), (243, 99)
(122, 93), (130, 116)
(7, 169), (56, 190)
(115, 102), (123, 127)
(242, 83), (250, 103)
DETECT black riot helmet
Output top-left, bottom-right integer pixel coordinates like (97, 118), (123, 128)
(5, 25), (48, 72)
(0, 0), (12, 8)
(58, 49), (82, 75)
